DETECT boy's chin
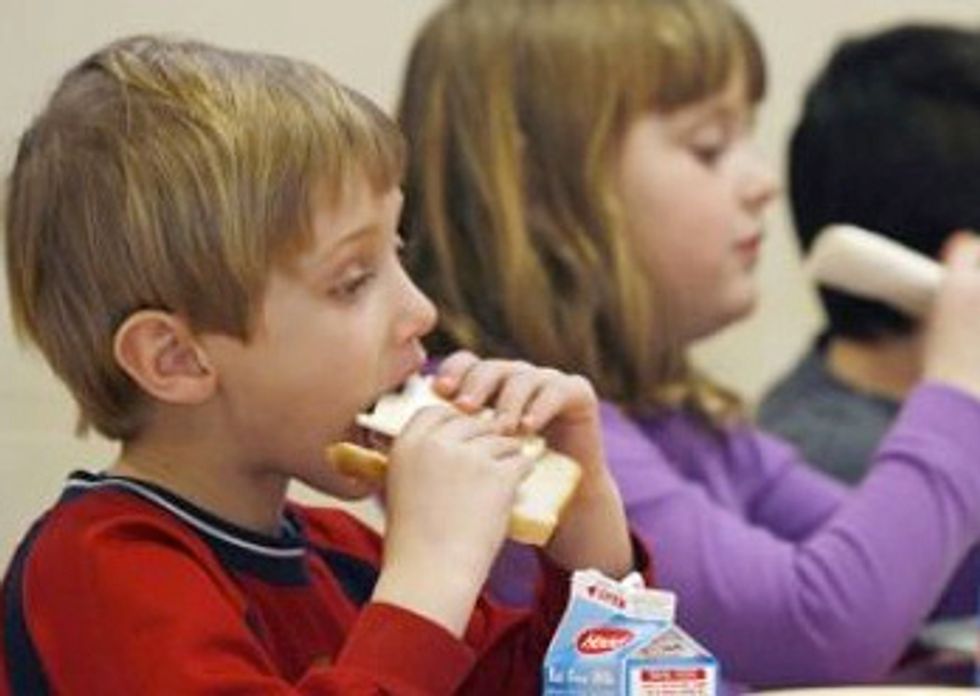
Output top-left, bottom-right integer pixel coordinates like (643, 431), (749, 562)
(296, 467), (381, 502)
(331, 476), (382, 501)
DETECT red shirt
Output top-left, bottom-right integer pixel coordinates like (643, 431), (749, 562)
(1, 470), (600, 695)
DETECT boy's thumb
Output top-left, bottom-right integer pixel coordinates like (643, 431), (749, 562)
(942, 229), (980, 269)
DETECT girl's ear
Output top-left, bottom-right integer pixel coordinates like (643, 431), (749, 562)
(113, 310), (217, 405)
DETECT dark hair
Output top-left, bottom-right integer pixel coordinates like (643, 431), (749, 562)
(790, 24), (980, 340)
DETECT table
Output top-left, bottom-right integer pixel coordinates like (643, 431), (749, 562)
(759, 687), (974, 695)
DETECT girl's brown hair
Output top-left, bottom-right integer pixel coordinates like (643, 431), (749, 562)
(5, 36), (404, 440)
(399, 0), (765, 423)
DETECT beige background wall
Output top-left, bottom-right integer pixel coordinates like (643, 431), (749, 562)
(1, 1), (977, 566)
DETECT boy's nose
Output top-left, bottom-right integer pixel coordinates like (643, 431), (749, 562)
(397, 271), (438, 343)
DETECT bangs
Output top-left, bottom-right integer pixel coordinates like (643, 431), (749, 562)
(264, 69), (406, 261)
(309, 87), (406, 206)
(632, 0), (767, 111)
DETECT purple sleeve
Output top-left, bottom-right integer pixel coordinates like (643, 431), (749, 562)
(733, 429), (846, 541)
(606, 383), (980, 687)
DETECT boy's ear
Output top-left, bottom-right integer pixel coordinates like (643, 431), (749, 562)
(113, 310), (217, 405)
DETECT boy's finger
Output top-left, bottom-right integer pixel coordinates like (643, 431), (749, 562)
(520, 374), (574, 432)
(471, 433), (525, 459)
(940, 229), (978, 263)
(945, 233), (980, 271)
(454, 359), (515, 412)
(434, 410), (499, 442)
(434, 350), (480, 395)
(494, 366), (544, 433)
(401, 403), (458, 434)
(496, 452), (536, 488)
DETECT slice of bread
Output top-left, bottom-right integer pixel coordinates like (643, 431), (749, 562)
(326, 375), (582, 546)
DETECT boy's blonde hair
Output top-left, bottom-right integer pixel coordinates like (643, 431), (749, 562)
(399, 0), (764, 423)
(5, 36), (404, 440)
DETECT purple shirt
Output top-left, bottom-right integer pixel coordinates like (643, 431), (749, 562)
(490, 383), (980, 690)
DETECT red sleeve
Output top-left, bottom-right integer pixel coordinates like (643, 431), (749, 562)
(0, 632), (9, 696)
(301, 505), (569, 694)
(25, 492), (653, 696)
(23, 507), (476, 695)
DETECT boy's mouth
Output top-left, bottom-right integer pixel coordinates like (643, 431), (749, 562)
(345, 380), (412, 451)
(341, 371), (441, 454)
(348, 424), (392, 452)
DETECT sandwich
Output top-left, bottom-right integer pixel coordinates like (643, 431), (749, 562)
(326, 375), (582, 546)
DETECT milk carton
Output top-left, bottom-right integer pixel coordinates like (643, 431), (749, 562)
(543, 570), (718, 695)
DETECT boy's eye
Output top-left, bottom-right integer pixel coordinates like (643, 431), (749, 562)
(325, 234), (400, 301)
(329, 268), (376, 301)
(389, 230), (409, 261)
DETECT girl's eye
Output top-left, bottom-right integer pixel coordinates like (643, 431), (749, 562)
(690, 142), (727, 166)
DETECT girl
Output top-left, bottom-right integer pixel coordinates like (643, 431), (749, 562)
(398, 0), (980, 691)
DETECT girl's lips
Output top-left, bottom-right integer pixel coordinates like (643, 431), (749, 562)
(734, 233), (763, 262)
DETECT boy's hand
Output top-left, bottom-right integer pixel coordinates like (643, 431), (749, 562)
(434, 351), (635, 581)
(372, 399), (533, 636)
(925, 232), (980, 399)
(434, 351), (603, 470)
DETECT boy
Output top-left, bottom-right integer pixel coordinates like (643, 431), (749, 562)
(759, 24), (980, 484)
(1, 36), (640, 694)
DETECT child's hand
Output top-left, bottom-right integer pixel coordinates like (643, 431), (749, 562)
(434, 351), (635, 581)
(372, 397), (533, 636)
(434, 350), (604, 472)
(924, 232), (980, 399)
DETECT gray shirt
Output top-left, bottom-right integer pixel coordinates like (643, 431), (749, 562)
(758, 341), (900, 484)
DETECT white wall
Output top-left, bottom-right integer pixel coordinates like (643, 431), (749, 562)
(1, 1), (977, 566)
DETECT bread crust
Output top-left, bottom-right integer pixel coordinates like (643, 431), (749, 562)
(328, 442), (388, 484)
(325, 440), (581, 546)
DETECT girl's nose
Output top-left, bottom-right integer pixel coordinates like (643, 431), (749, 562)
(739, 147), (781, 214)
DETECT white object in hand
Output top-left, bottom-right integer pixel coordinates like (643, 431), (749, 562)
(805, 224), (942, 318)
(333, 375), (581, 546)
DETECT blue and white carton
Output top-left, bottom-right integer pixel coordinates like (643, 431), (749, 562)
(543, 569), (718, 695)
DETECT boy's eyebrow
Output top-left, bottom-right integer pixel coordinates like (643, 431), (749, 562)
(307, 223), (384, 270)
(307, 190), (403, 267)
(332, 223), (381, 249)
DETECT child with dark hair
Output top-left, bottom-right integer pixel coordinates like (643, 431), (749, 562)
(760, 24), (980, 484)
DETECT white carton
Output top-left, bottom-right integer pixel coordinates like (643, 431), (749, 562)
(543, 570), (718, 695)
